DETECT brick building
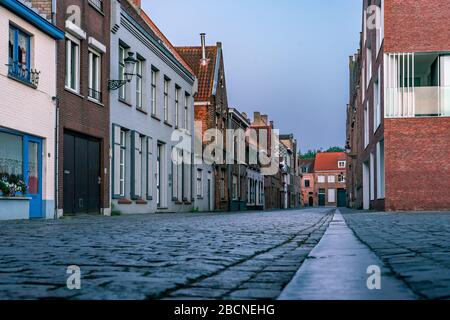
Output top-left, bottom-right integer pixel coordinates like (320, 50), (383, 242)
(299, 158), (315, 207)
(250, 112), (282, 210)
(347, 0), (450, 211)
(314, 152), (347, 208)
(177, 35), (230, 212)
(55, 0), (111, 216)
(280, 134), (300, 209)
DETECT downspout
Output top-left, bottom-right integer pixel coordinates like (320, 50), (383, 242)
(53, 96), (60, 219)
(227, 111), (232, 212)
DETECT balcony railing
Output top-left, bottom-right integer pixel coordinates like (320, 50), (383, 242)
(88, 0), (103, 12)
(386, 87), (450, 118)
(88, 88), (102, 102)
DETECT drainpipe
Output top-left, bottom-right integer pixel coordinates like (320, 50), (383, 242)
(53, 97), (60, 219)
(227, 111), (232, 212)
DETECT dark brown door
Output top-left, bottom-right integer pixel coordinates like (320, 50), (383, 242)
(63, 131), (100, 214)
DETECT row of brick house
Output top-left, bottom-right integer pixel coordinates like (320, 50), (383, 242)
(299, 152), (347, 208)
(346, 0), (450, 212)
(0, 0), (302, 220)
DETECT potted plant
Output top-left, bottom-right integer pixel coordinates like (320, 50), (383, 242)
(0, 176), (27, 197)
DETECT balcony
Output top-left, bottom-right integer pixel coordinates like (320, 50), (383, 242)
(7, 61), (40, 88)
(385, 52), (450, 118)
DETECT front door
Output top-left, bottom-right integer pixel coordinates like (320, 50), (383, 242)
(318, 189), (326, 207)
(26, 137), (42, 219)
(63, 132), (101, 214)
(337, 189), (347, 207)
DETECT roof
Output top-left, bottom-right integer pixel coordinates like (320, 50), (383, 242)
(139, 10), (194, 76)
(300, 158), (315, 171)
(314, 152), (347, 171)
(176, 45), (219, 101)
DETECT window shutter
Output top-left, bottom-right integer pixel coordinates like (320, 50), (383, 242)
(146, 137), (153, 200)
(135, 133), (142, 199)
(172, 148), (178, 201)
(112, 124), (121, 198)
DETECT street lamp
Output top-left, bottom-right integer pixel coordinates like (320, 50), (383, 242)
(108, 52), (138, 90)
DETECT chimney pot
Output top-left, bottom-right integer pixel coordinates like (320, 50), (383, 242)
(200, 33), (207, 65)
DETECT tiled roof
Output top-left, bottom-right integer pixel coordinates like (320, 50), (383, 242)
(176, 46), (218, 101)
(139, 10), (194, 76)
(300, 158), (315, 171)
(314, 152), (347, 171)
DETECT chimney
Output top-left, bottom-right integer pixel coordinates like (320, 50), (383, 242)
(261, 115), (268, 125)
(200, 33), (207, 65)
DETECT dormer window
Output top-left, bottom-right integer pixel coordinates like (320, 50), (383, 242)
(338, 161), (346, 169)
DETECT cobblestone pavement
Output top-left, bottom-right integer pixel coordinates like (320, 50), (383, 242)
(341, 209), (450, 300)
(0, 209), (333, 300)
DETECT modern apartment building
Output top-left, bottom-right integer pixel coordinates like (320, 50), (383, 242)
(0, 0), (63, 220)
(109, 0), (197, 214)
(347, 0), (450, 211)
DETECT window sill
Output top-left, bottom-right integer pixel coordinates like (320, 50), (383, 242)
(88, 0), (105, 15)
(136, 108), (148, 115)
(87, 96), (104, 107)
(118, 98), (132, 107)
(8, 75), (37, 89)
(118, 198), (132, 205)
(135, 199), (148, 205)
(0, 196), (32, 201)
(151, 114), (161, 122)
(65, 87), (84, 99)
(164, 121), (173, 128)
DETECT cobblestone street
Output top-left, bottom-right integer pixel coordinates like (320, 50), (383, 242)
(0, 209), (333, 300)
(342, 209), (450, 300)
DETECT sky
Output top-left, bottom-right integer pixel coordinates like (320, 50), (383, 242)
(142, 0), (362, 153)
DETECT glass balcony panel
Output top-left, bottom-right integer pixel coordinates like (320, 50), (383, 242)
(414, 87), (440, 117)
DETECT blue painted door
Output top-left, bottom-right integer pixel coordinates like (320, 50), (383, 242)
(25, 137), (42, 219)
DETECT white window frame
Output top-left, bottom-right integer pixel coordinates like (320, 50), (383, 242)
(364, 102), (369, 148)
(136, 58), (143, 110)
(328, 175), (336, 183)
(119, 45), (127, 101)
(119, 129), (126, 197)
(65, 35), (80, 93)
(164, 77), (169, 122)
(151, 68), (157, 115)
(370, 152), (375, 201)
(88, 48), (101, 101)
(196, 169), (203, 198)
(175, 86), (180, 127)
(328, 189), (336, 203)
(184, 93), (189, 130)
(318, 175), (325, 183)
(338, 161), (346, 169)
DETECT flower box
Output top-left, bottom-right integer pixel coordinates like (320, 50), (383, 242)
(0, 197), (31, 220)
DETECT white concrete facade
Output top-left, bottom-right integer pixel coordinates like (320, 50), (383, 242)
(110, 0), (197, 215)
(0, 4), (60, 220)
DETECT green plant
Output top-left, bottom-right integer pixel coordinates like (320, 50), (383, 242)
(0, 176), (27, 197)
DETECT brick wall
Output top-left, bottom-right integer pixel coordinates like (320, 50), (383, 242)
(30, 0), (52, 20)
(385, 0), (450, 53)
(385, 118), (450, 211)
(56, 0), (111, 212)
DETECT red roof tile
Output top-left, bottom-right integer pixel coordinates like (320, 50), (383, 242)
(314, 152), (347, 171)
(176, 46), (218, 101)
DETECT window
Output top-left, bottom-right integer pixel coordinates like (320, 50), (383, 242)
(364, 102), (369, 148)
(0, 131), (23, 183)
(164, 77), (169, 122)
(146, 137), (153, 200)
(8, 25), (31, 83)
(119, 129), (126, 197)
(196, 169), (203, 198)
(377, 140), (385, 199)
(66, 37), (80, 92)
(220, 170), (225, 200)
(318, 176), (325, 183)
(119, 46), (127, 100)
(132, 133), (144, 199)
(184, 93), (189, 130)
(136, 58), (143, 110)
(301, 167), (308, 174)
(232, 175), (238, 200)
(374, 69), (381, 131)
(338, 161), (346, 169)
(88, 49), (101, 101)
(175, 86), (180, 127)
(328, 175), (336, 183)
(366, 47), (372, 86)
(338, 174), (346, 183)
(88, 0), (104, 12)
(259, 181), (264, 205)
(305, 180), (310, 188)
(151, 68), (157, 115)
(370, 152), (375, 201)
(328, 189), (336, 203)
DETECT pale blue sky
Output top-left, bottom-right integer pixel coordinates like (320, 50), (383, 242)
(142, 0), (362, 152)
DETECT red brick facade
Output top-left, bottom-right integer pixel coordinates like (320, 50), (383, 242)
(385, 118), (450, 211)
(56, 0), (110, 213)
